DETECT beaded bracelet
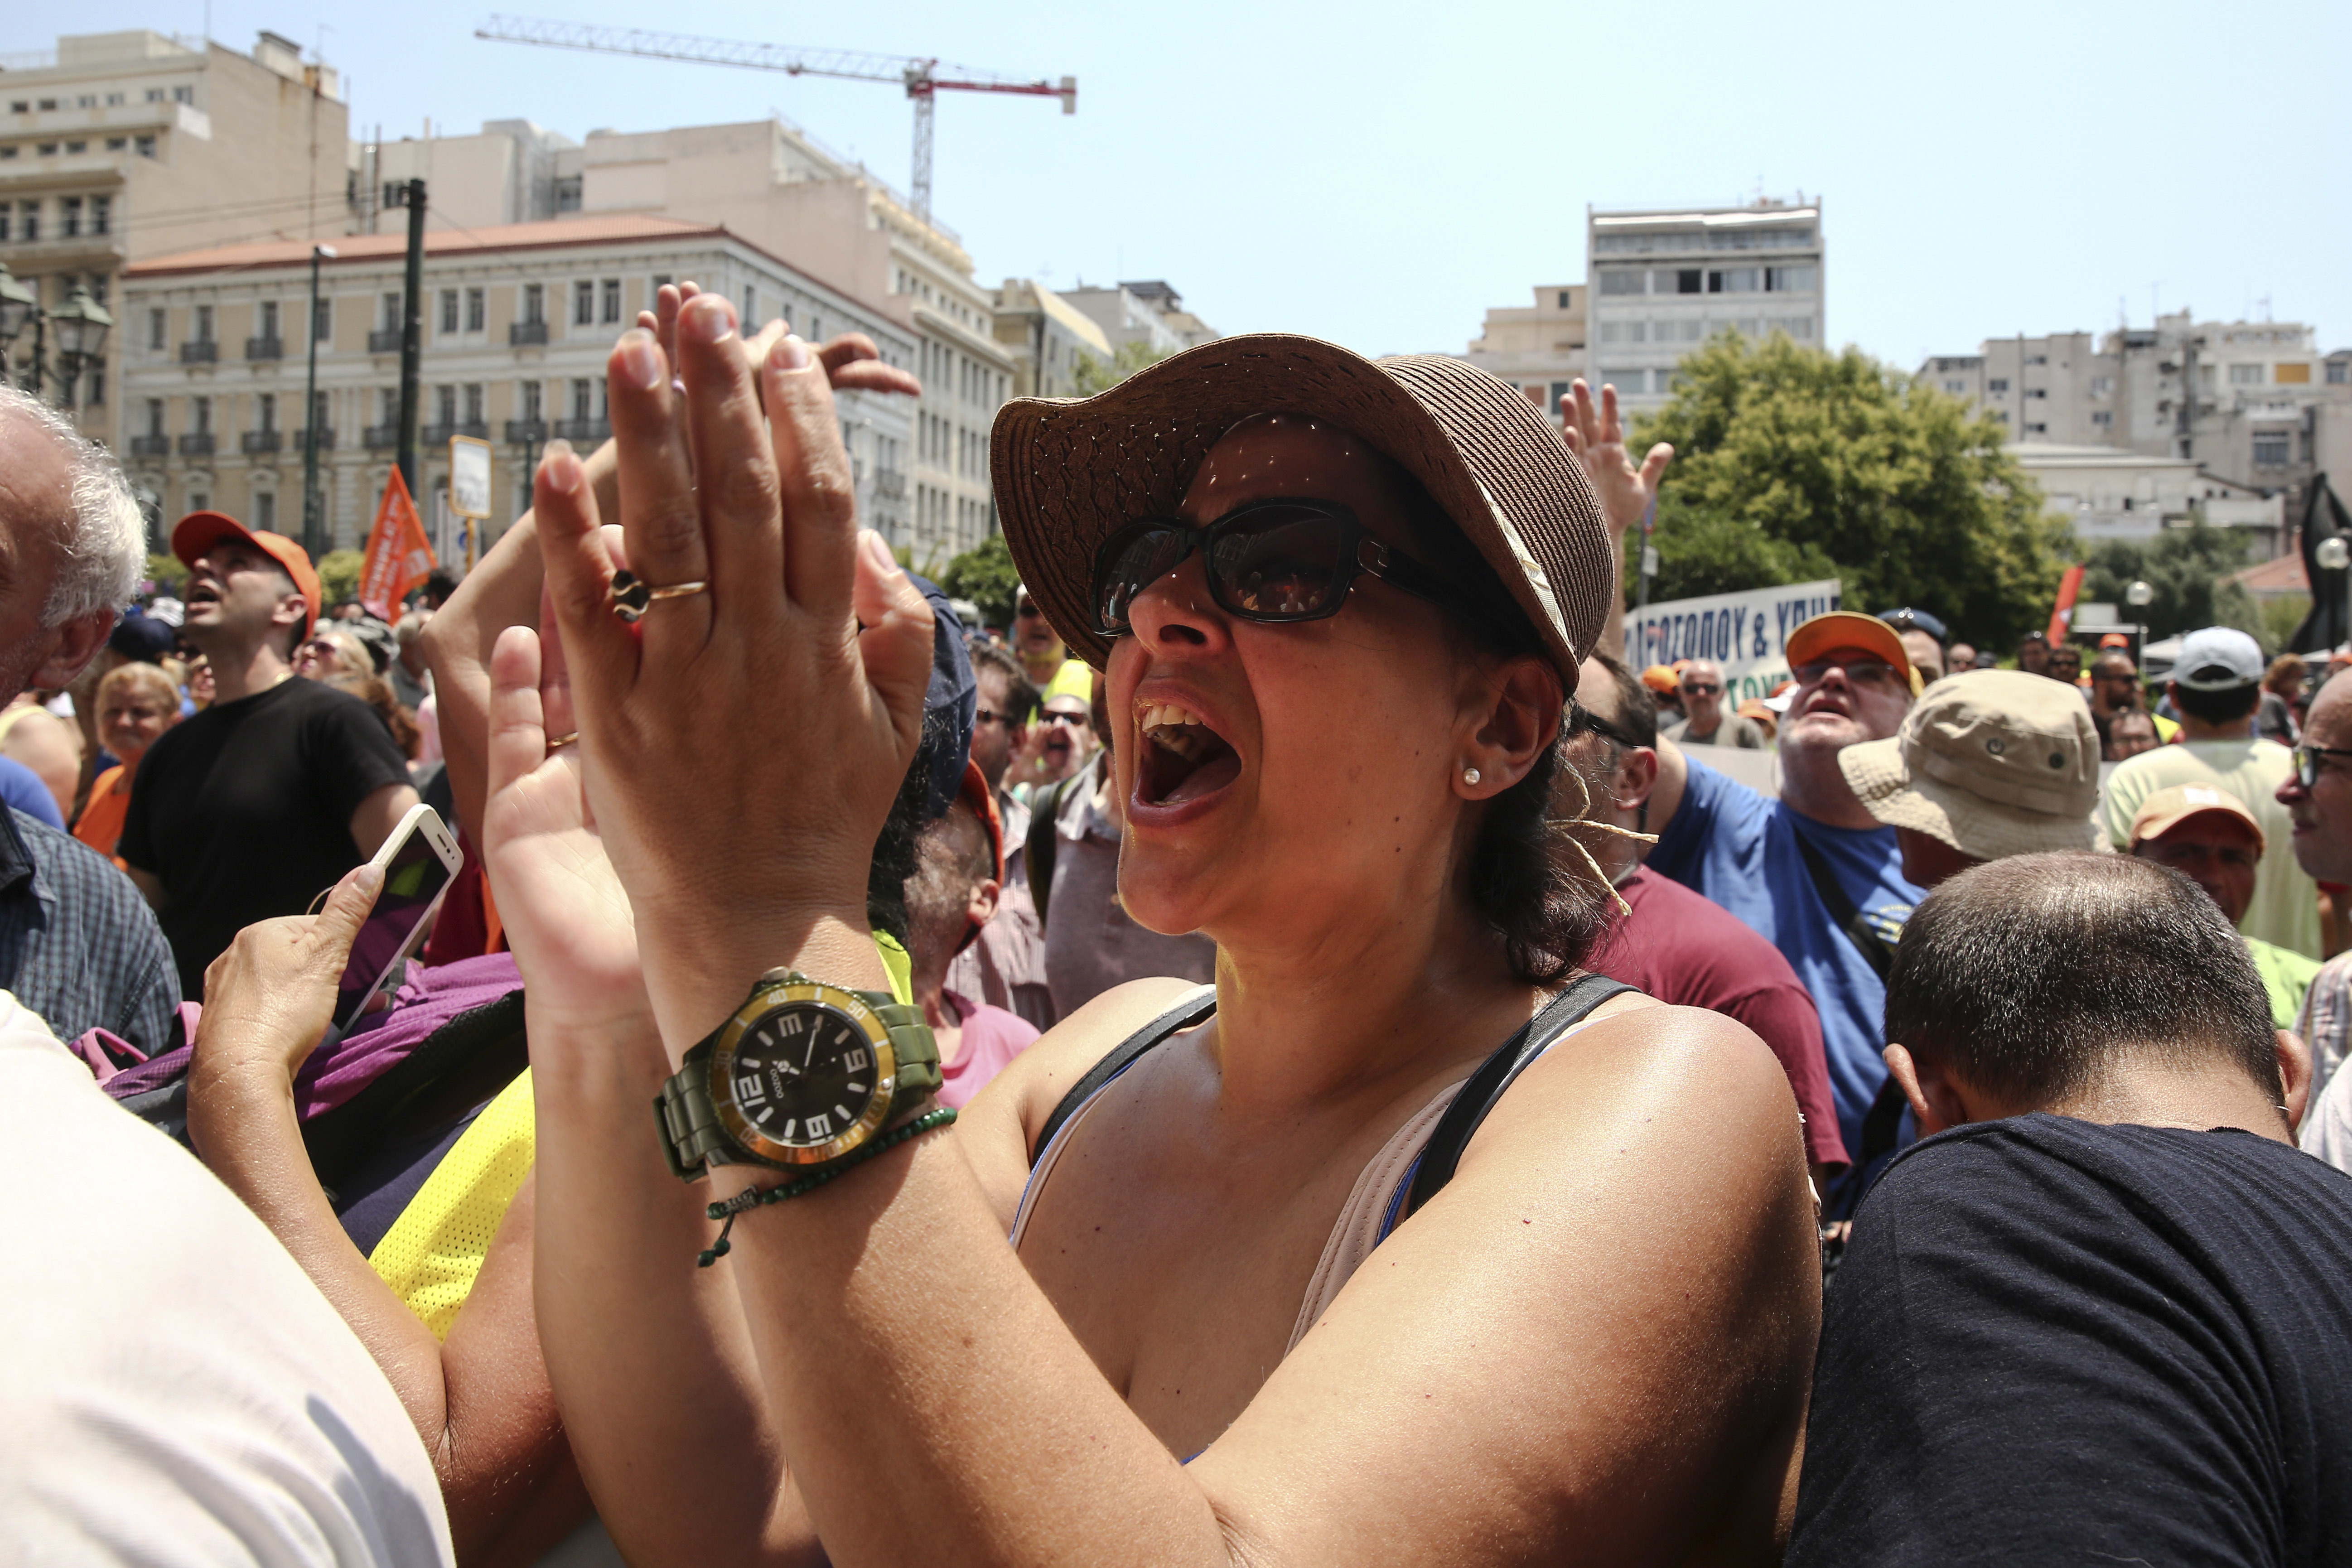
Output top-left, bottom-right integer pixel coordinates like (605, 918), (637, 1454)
(696, 1106), (959, 1267)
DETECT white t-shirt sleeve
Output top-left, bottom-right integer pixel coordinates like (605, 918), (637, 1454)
(0, 990), (454, 1567)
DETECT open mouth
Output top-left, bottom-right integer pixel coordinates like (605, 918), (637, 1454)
(184, 579), (222, 610)
(1135, 700), (1240, 807)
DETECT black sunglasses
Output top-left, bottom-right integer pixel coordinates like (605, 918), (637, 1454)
(2292, 744), (2352, 790)
(1091, 499), (1460, 637)
(1566, 701), (1642, 750)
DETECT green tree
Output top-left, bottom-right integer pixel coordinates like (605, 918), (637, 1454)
(1069, 340), (1173, 397)
(939, 533), (1022, 633)
(318, 548), (365, 608)
(145, 553), (188, 596)
(2079, 522), (2269, 649)
(1630, 333), (2071, 648)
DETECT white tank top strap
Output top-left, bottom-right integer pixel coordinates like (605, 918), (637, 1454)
(1010, 1074), (1113, 1248)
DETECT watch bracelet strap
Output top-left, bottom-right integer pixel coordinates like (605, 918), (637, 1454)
(656, 978), (943, 1180)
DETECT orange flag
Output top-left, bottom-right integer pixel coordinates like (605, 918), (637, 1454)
(360, 468), (437, 621)
(2045, 563), (2086, 644)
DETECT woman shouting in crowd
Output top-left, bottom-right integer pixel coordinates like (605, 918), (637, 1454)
(487, 302), (1821, 1566)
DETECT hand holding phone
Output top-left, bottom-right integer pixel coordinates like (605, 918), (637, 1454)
(335, 805), (464, 1027)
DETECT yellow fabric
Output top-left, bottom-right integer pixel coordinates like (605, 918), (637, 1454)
(1042, 659), (1095, 705)
(368, 1068), (536, 1341)
(366, 936), (914, 1337)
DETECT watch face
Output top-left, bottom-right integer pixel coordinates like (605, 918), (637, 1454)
(711, 983), (897, 1165)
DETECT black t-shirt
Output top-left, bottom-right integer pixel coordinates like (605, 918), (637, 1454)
(119, 676), (409, 1000)
(1791, 1114), (2352, 1568)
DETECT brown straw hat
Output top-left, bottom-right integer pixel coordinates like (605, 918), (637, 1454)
(989, 333), (1612, 680)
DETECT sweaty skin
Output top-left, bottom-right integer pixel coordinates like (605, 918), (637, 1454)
(500, 321), (1821, 1568)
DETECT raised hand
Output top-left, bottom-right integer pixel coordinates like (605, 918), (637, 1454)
(1561, 378), (1673, 541)
(479, 589), (646, 1030)
(531, 295), (935, 1054)
(642, 281), (922, 400)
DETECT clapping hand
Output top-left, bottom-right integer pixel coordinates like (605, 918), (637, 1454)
(1560, 378), (1673, 541)
(530, 294), (935, 1056)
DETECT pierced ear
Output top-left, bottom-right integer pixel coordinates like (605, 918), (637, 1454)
(1463, 655), (1564, 793)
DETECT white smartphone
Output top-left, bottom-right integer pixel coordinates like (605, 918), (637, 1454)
(334, 803), (464, 1028)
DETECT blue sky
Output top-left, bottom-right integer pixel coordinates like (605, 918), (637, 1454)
(14, 0), (2349, 367)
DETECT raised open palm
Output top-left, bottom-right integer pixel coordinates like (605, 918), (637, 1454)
(480, 603), (646, 1028)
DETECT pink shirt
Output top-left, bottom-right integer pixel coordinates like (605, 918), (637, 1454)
(937, 989), (1041, 1109)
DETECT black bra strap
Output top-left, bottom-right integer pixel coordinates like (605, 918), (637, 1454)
(1028, 985), (1218, 1167)
(1401, 973), (1636, 1220)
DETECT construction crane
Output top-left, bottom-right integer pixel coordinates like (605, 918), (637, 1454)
(474, 16), (1075, 224)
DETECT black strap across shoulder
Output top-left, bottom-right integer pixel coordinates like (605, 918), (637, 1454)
(1401, 973), (1637, 1220)
(1028, 984), (1217, 1167)
(1792, 828), (1896, 983)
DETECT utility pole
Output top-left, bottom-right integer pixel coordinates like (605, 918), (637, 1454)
(395, 177), (426, 499)
(302, 243), (335, 555)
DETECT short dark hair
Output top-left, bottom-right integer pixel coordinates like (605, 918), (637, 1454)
(1584, 648), (1658, 750)
(2171, 679), (2261, 726)
(1885, 853), (2279, 1105)
(967, 640), (1040, 724)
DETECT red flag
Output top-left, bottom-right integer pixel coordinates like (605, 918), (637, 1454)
(360, 468), (436, 622)
(2046, 563), (2086, 644)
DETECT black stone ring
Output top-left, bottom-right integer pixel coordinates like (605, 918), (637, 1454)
(608, 570), (710, 624)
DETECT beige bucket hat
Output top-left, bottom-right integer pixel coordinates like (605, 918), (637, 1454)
(988, 334), (1613, 682)
(1839, 669), (2102, 859)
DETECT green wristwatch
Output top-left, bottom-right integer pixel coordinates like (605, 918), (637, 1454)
(656, 968), (942, 1181)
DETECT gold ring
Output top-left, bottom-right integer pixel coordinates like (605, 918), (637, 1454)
(609, 570), (710, 623)
(545, 731), (580, 750)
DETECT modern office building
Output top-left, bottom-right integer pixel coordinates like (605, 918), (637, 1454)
(1584, 198), (1825, 410)
(119, 215), (914, 556)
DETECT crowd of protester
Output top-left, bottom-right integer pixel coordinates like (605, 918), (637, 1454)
(5, 292), (2352, 1568)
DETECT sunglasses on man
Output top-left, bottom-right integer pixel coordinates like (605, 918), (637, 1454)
(1091, 499), (1464, 637)
(1792, 657), (1904, 689)
(1680, 681), (1722, 697)
(2292, 745), (2352, 791)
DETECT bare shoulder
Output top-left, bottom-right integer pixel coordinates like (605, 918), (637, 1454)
(951, 977), (1209, 1228)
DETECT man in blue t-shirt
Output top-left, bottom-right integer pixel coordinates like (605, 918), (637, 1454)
(1646, 611), (1926, 1169)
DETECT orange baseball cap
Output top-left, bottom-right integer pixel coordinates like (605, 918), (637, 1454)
(957, 758), (1005, 879)
(2098, 632), (2131, 649)
(172, 511), (321, 639)
(1640, 664), (1680, 695)
(1784, 610), (1925, 696)
(2128, 784), (2265, 854)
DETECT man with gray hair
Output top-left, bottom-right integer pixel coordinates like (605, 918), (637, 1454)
(0, 386), (178, 1054)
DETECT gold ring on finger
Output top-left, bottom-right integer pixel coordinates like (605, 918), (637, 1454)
(545, 731), (580, 750)
(608, 570), (710, 624)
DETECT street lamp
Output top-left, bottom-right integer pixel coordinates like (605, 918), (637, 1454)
(2317, 539), (2351, 651)
(2125, 579), (2154, 609)
(46, 283), (112, 408)
(303, 244), (338, 558)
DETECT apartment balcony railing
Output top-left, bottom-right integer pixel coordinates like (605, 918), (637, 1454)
(244, 336), (283, 361)
(504, 418), (548, 444)
(128, 434), (169, 457)
(178, 340), (217, 364)
(362, 424), (401, 450)
(551, 417), (609, 443)
(873, 468), (907, 500)
(422, 421), (490, 444)
(509, 321), (548, 347)
(241, 429), (282, 454)
(366, 328), (405, 354)
(176, 432), (214, 456)
(295, 427), (336, 451)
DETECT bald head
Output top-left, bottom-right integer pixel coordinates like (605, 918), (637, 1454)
(2282, 667), (2352, 885)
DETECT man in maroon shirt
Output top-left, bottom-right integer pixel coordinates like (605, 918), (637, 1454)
(1566, 651), (1850, 1180)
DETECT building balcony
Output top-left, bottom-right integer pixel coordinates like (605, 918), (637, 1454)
(552, 417), (609, 444)
(128, 434), (169, 458)
(423, 421), (490, 444)
(509, 321), (549, 347)
(295, 427), (335, 452)
(362, 424), (401, 450)
(504, 419), (548, 444)
(178, 340), (217, 364)
(873, 468), (907, 499)
(366, 328), (406, 354)
(244, 336), (283, 362)
(241, 429), (281, 455)
(176, 432), (214, 456)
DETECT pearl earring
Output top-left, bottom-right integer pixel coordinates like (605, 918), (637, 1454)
(1462, 767), (1481, 786)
